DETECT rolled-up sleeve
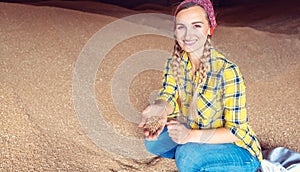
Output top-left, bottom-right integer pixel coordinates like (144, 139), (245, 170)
(223, 64), (249, 140)
(157, 58), (179, 116)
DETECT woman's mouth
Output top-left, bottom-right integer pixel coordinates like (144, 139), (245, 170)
(183, 40), (197, 46)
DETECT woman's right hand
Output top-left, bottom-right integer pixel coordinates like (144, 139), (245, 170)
(138, 101), (168, 140)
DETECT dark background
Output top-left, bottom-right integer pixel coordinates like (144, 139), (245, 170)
(68, 0), (261, 7)
(2, 0), (299, 35)
(1, 0), (275, 8)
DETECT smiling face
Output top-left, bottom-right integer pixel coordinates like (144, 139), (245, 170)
(175, 5), (210, 55)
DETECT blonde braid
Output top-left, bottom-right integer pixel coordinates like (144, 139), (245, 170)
(172, 41), (182, 89)
(172, 41), (182, 85)
(171, 41), (183, 107)
(197, 36), (212, 86)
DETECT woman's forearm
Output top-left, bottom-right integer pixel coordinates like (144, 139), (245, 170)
(188, 127), (240, 144)
(154, 100), (240, 144)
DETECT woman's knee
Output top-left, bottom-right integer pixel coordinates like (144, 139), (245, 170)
(175, 143), (206, 171)
(175, 143), (261, 172)
(144, 127), (178, 158)
(144, 139), (177, 158)
(144, 139), (160, 155)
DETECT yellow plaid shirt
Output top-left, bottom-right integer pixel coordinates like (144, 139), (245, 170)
(158, 49), (263, 161)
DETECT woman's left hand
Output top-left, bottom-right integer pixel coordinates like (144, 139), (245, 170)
(167, 121), (192, 144)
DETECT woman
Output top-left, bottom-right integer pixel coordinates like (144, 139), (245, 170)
(139, 0), (262, 171)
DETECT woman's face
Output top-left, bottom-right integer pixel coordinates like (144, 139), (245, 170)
(175, 6), (210, 54)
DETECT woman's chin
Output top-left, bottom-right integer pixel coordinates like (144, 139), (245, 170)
(182, 46), (194, 53)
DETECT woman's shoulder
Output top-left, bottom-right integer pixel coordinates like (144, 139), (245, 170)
(211, 49), (238, 71)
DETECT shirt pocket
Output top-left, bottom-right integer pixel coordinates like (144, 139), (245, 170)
(196, 87), (223, 128)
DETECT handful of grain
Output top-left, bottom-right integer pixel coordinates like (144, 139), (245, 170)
(144, 116), (163, 133)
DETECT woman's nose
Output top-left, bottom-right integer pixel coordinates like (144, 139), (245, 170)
(184, 27), (194, 40)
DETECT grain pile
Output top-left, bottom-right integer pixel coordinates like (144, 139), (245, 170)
(0, 1), (299, 171)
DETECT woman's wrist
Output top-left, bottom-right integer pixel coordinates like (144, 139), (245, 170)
(188, 130), (198, 143)
(154, 99), (173, 116)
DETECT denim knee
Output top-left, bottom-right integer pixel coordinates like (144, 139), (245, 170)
(175, 143), (261, 172)
(175, 143), (204, 172)
(144, 127), (178, 159)
(144, 139), (159, 156)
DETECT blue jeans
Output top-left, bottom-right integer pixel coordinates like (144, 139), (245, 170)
(145, 127), (261, 172)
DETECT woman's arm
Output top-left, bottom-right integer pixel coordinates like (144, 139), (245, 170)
(139, 57), (178, 139)
(155, 57), (180, 116)
(167, 122), (239, 144)
(188, 127), (240, 144)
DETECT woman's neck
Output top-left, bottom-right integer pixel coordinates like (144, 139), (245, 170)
(188, 51), (203, 75)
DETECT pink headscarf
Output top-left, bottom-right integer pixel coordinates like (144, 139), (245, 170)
(175, 0), (217, 35)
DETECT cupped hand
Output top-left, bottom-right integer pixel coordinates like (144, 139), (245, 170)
(139, 102), (168, 140)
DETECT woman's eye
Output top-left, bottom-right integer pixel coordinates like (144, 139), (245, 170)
(194, 25), (202, 29)
(176, 24), (186, 30)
